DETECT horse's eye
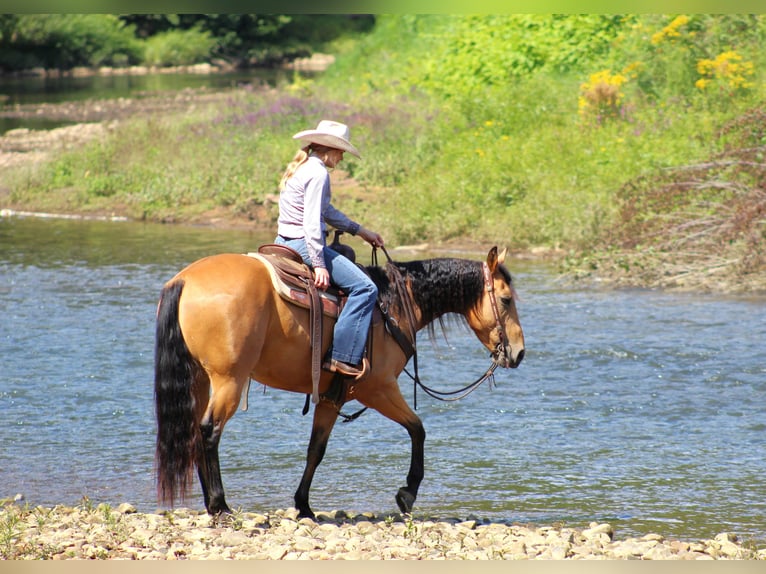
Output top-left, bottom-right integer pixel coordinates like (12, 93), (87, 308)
(500, 296), (512, 307)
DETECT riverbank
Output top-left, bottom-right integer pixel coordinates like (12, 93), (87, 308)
(2, 80), (763, 292)
(1, 502), (762, 560)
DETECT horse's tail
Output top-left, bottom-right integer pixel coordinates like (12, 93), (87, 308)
(154, 280), (199, 507)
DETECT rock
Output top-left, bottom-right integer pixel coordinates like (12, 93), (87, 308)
(1, 504), (761, 560)
(610, 540), (645, 559)
(583, 522), (615, 541)
(267, 545), (288, 560)
(718, 542), (745, 558)
(642, 532), (665, 542)
(714, 532), (738, 543)
(670, 540), (690, 552)
(354, 520), (375, 534)
(293, 536), (317, 552)
(117, 503), (137, 514)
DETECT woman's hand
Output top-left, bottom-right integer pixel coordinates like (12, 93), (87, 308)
(314, 267), (330, 290)
(358, 226), (385, 248)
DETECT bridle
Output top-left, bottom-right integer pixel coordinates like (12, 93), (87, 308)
(374, 247), (508, 409)
(482, 260), (512, 368)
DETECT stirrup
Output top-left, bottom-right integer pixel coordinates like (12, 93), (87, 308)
(323, 357), (370, 381)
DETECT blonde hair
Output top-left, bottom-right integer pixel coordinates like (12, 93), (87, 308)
(279, 144), (336, 191)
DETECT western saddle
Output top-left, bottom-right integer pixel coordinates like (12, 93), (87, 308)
(247, 243), (347, 408)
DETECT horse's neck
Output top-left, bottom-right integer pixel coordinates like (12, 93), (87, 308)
(402, 259), (483, 329)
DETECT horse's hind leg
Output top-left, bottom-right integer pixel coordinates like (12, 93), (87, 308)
(197, 414), (231, 515)
(190, 368), (213, 511)
(197, 374), (244, 515)
(294, 398), (340, 519)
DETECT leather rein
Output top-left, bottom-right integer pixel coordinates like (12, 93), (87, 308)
(374, 246), (505, 410)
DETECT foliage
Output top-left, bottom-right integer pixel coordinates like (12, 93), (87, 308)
(416, 15), (626, 99)
(143, 27), (216, 67)
(130, 14), (300, 65)
(567, 105), (766, 291)
(3, 13), (766, 285)
(695, 51), (755, 95)
(578, 68), (631, 125)
(0, 14), (142, 70)
(0, 14), (375, 71)
(599, 14), (766, 103)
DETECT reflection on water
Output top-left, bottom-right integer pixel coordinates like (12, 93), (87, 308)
(0, 69), (301, 106)
(0, 216), (270, 268)
(1, 215), (765, 543)
(0, 70), (312, 135)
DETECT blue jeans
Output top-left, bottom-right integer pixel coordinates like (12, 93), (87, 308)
(274, 236), (378, 365)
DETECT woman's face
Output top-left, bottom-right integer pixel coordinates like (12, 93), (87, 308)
(323, 148), (345, 169)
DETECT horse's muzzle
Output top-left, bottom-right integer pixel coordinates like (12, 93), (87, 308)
(493, 344), (524, 369)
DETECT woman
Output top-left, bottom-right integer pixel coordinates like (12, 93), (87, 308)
(275, 120), (384, 380)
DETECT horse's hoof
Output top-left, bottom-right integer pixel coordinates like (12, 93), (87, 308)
(395, 488), (415, 514)
(208, 503), (232, 516)
(297, 508), (316, 520)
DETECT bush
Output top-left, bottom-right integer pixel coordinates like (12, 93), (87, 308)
(142, 27), (216, 67)
(417, 15), (625, 99)
(0, 15), (142, 70)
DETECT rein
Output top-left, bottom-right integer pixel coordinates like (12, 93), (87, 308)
(373, 246), (501, 410)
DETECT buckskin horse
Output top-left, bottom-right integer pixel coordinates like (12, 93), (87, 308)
(154, 245), (525, 518)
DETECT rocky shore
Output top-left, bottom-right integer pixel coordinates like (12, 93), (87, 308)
(1, 501), (762, 560)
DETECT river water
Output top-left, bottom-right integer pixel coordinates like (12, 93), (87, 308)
(0, 69), (304, 134)
(1, 215), (765, 544)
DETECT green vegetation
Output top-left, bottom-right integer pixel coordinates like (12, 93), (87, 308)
(0, 15), (142, 70)
(566, 107), (766, 291)
(2, 15), (765, 289)
(0, 14), (375, 71)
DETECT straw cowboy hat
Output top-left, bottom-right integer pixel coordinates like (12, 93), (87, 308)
(292, 120), (361, 158)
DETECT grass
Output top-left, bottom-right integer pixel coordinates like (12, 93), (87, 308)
(2, 14), (765, 282)
(563, 103), (766, 292)
(0, 505), (24, 559)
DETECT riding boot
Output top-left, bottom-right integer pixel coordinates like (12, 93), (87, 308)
(323, 357), (370, 381)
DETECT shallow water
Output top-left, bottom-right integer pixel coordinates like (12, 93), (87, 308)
(1, 215), (765, 543)
(0, 69), (305, 134)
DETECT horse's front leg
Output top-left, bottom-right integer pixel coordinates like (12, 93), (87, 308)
(294, 396), (340, 519)
(355, 379), (426, 515)
(395, 416), (425, 514)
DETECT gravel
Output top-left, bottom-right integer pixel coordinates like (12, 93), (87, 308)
(1, 502), (763, 560)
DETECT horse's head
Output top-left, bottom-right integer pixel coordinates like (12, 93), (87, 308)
(468, 246), (525, 369)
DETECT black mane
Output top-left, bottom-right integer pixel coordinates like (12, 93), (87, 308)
(366, 258), (485, 328)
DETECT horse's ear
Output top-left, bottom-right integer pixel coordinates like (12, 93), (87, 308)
(487, 246), (499, 272)
(498, 247), (507, 265)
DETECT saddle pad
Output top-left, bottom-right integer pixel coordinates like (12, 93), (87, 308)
(246, 252), (342, 318)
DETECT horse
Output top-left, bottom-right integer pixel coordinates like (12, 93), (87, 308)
(154, 245), (525, 519)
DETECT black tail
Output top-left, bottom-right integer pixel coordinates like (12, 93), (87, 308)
(154, 280), (199, 507)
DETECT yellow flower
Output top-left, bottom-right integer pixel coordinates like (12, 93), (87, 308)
(578, 68), (629, 123)
(651, 14), (690, 45)
(621, 61), (643, 79)
(695, 50), (755, 93)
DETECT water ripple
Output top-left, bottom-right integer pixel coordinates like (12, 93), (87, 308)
(1, 217), (765, 543)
